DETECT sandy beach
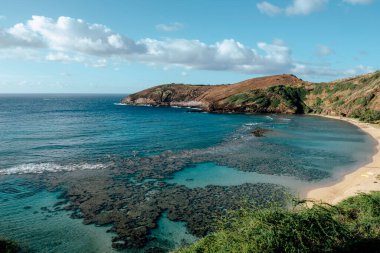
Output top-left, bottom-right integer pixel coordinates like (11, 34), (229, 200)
(307, 115), (380, 204)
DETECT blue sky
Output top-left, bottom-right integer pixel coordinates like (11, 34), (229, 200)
(0, 0), (379, 93)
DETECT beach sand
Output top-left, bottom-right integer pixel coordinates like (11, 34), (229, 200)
(306, 115), (380, 204)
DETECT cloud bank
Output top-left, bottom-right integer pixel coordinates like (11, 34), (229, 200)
(0, 15), (374, 78)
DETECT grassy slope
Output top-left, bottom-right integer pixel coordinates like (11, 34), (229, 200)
(176, 192), (380, 253)
(220, 71), (380, 122)
(306, 71), (380, 123)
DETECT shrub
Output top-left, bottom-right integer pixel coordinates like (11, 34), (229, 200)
(315, 97), (323, 106)
(270, 98), (281, 108)
(0, 238), (21, 253)
(266, 85), (309, 113)
(177, 192), (380, 253)
(350, 109), (380, 123)
(312, 85), (324, 95)
(332, 82), (357, 92)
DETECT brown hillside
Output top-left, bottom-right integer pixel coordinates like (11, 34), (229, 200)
(122, 71), (380, 122)
(122, 74), (306, 110)
(198, 74), (306, 110)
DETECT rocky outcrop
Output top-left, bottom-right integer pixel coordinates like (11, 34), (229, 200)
(121, 84), (214, 110)
(122, 74), (307, 112)
(122, 71), (380, 123)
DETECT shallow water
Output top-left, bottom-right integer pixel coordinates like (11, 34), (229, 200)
(146, 212), (198, 251)
(166, 162), (309, 192)
(0, 94), (376, 252)
(0, 178), (116, 253)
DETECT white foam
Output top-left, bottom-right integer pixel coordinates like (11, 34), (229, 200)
(265, 116), (273, 120)
(245, 122), (261, 126)
(113, 102), (126, 106)
(0, 162), (109, 175)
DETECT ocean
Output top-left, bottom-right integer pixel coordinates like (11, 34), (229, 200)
(0, 94), (375, 252)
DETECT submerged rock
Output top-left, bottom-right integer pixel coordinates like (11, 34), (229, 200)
(252, 128), (272, 137)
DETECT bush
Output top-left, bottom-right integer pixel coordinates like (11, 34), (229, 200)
(312, 85), (324, 95)
(315, 97), (323, 106)
(332, 82), (357, 92)
(270, 98), (281, 108)
(350, 109), (380, 123)
(266, 85), (309, 113)
(0, 238), (21, 253)
(176, 192), (380, 253)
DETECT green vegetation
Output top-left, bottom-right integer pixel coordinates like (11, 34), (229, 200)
(332, 82), (357, 92)
(267, 85), (309, 113)
(315, 97), (323, 106)
(0, 238), (22, 253)
(176, 192), (380, 253)
(350, 108), (380, 123)
(228, 93), (256, 105)
(227, 85), (310, 113)
(354, 93), (375, 107)
(360, 71), (380, 84)
(312, 84), (325, 95)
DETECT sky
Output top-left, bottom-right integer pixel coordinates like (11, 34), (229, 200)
(0, 0), (379, 93)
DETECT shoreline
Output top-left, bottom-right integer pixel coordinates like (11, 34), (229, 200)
(306, 115), (380, 204)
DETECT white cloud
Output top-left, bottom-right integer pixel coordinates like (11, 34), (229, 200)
(343, 65), (375, 75)
(285, 0), (328, 15)
(6, 16), (146, 55)
(155, 22), (184, 32)
(46, 52), (83, 62)
(91, 59), (108, 68)
(257, 2), (282, 16)
(317, 45), (334, 56)
(257, 0), (373, 17)
(136, 38), (293, 74)
(0, 15), (375, 79)
(292, 63), (375, 77)
(257, 0), (328, 16)
(343, 0), (373, 4)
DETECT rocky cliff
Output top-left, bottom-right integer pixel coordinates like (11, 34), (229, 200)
(122, 71), (380, 123)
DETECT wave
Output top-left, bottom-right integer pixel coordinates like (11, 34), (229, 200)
(265, 116), (273, 120)
(113, 102), (127, 106)
(0, 162), (109, 175)
(245, 122), (261, 126)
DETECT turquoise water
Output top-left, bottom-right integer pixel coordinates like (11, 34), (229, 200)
(147, 212), (198, 251)
(0, 94), (376, 252)
(166, 162), (309, 191)
(0, 178), (116, 253)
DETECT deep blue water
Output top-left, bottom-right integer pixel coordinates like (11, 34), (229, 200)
(0, 94), (253, 170)
(0, 94), (376, 252)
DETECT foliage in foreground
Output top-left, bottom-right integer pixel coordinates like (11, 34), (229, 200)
(176, 192), (380, 253)
(0, 237), (22, 253)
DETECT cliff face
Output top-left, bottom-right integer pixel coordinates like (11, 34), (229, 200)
(122, 71), (380, 123)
